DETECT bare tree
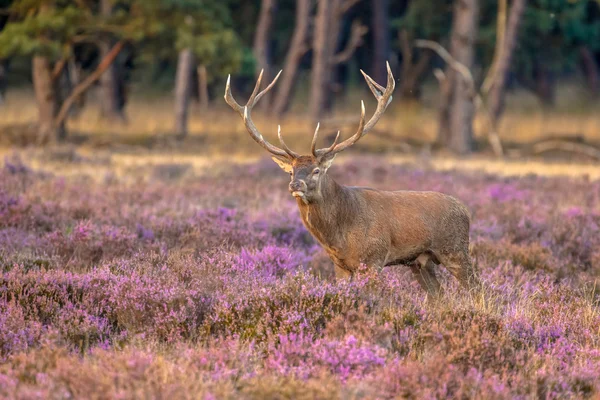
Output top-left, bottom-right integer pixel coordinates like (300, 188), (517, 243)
(99, 0), (126, 122)
(371, 0), (390, 84)
(271, 0), (312, 117)
(486, 0), (527, 126)
(53, 42), (125, 132)
(438, 0), (479, 154)
(398, 30), (432, 100)
(174, 49), (194, 139)
(309, 0), (366, 122)
(253, 0), (278, 108)
(33, 38), (125, 143)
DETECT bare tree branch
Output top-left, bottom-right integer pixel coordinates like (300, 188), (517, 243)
(340, 0), (361, 14)
(54, 41), (125, 129)
(51, 58), (68, 81)
(332, 21), (368, 64)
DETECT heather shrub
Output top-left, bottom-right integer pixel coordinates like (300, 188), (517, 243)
(1, 155), (600, 397)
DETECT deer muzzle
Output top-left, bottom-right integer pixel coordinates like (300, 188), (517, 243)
(289, 180), (307, 199)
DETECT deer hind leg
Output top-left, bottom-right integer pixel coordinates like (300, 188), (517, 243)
(437, 250), (481, 292)
(410, 253), (443, 299)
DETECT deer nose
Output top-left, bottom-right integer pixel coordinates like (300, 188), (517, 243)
(289, 180), (306, 193)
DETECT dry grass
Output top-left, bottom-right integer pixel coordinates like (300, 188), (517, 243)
(1, 82), (599, 181)
(1, 81), (599, 152)
(2, 145), (600, 183)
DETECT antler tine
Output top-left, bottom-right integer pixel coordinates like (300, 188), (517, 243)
(278, 125), (301, 158)
(314, 62), (394, 157)
(317, 130), (341, 156)
(363, 61), (395, 133)
(317, 101), (366, 157)
(255, 70), (282, 105)
(360, 69), (385, 98)
(224, 71), (292, 158)
(246, 69), (264, 107)
(224, 75), (243, 113)
(311, 123), (320, 156)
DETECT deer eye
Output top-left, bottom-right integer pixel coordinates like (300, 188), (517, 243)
(312, 168), (320, 175)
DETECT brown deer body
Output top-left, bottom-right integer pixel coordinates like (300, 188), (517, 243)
(225, 64), (479, 296)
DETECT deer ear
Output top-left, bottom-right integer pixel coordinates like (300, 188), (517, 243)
(271, 156), (293, 173)
(319, 154), (336, 172)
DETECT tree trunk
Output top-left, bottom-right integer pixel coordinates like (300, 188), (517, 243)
(0, 61), (6, 106)
(580, 46), (599, 98)
(323, 0), (344, 114)
(67, 58), (86, 117)
(197, 65), (209, 110)
(33, 56), (63, 143)
(99, 0), (126, 122)
(437, 69), (454, 146)
(309, 0), (333, 122)
(439, 0), (479, 154)
(371, 0), (390, 84)
(253, 0), (277, 108)
(174, 49), (194, 139)
(271, 0), (311, 117)
(533, 62), (555, 107)
(310, 0), (365, 121)
(487, 0), (527, 125)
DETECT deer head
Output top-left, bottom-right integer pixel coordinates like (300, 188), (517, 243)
(224, 64), (395, 204)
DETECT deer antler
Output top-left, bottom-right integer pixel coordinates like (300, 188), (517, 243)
(313, 62), (395, 157)
(225, 70), (300, 159)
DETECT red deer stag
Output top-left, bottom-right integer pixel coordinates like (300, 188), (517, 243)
(224, 63), (479, 297)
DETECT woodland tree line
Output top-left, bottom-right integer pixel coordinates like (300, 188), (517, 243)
(0, 0), (599, 154)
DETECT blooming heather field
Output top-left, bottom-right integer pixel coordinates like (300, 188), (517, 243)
(1, 152), (600, 399)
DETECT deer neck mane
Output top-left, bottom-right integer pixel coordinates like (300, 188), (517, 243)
(296, 174), (352, 247)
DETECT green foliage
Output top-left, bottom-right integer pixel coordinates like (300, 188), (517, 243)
(515, 0), (600, 75)
(0, 0), (243, 80)
(0, 4), (86, 59)
(174, 1), (243, 81)
(393, 0), (454, 42)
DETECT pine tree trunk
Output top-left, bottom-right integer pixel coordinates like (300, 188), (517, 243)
(580, 46), (599, 98)
(439, 0), (479, 154)
(309, 0), (333, 122)
(437, 70), (454, 146)
(174, 49), (194, 139)
(33, 56), (62, 143)
(253, 0), (277, 108)
(0, 60), (6, 106)
(99, 0), (126, 122)
(371, 0), (390, 84)
(197, 65), (209, 110)
(534, 63), (555, 107)
(67, 59), (86, 117)
(487, 0), (527, 125)
(271, 0), (311, 117)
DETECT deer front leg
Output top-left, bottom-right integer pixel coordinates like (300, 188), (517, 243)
(333, 262), (353, 280)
